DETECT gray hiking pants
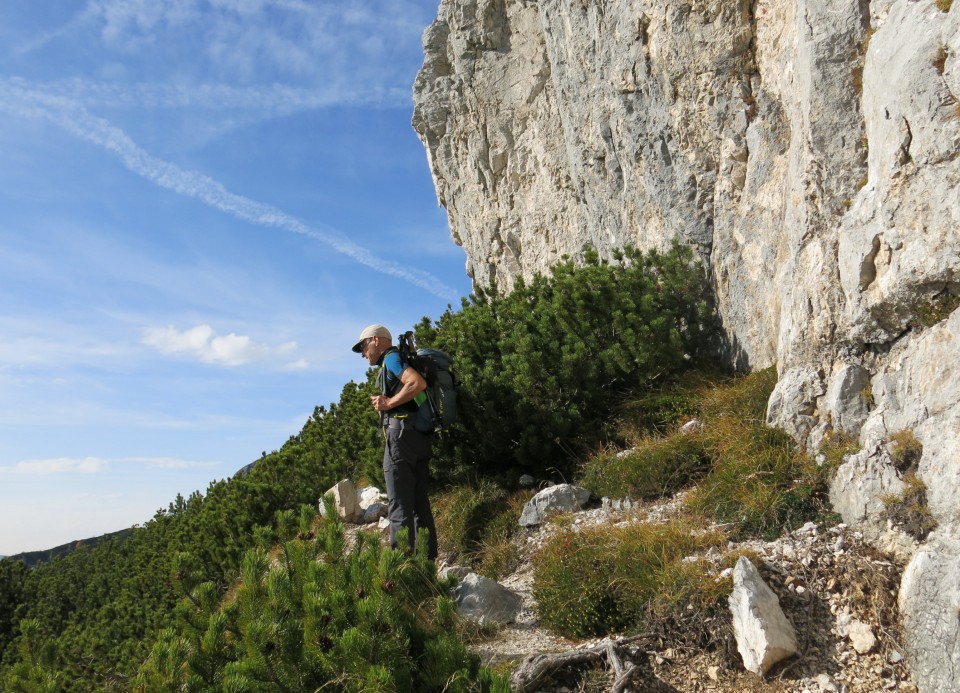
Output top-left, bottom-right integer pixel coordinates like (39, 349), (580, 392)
(382, 420), (437, 560)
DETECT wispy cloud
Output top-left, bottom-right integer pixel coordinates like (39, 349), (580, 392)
(0, 78), (459, 302)
(123, 456), (222, 470)
(1, 457), (109, 475)
(0, 332), (129, 370)
(10, 3), (104, 57)
(0, 455), (220, 476)
(142, 324), (293, 367)
(13, 79), (408, 113)
(15, 0), (431, 86)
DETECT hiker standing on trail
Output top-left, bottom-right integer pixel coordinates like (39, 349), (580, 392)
(353, 324), (438, 560)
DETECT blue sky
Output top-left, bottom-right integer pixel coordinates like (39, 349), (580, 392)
(0, 0), (472, 556)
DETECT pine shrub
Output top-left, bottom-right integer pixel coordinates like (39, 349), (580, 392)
(416, 244), (718, 479)
(135, 508), (509, 692)
(1, 619), (65, 693)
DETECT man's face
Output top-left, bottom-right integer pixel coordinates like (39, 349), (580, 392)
(359, 335), (386, 366)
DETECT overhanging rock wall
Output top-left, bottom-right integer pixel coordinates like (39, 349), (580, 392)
(413, 1), (960, 690)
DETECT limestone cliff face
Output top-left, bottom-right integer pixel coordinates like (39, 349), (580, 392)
(413, 1), (960, 690)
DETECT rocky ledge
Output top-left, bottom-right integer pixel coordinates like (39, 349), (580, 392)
(465, 493), (916, 693)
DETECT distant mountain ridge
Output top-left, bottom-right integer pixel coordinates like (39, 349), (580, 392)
(5, 528), (133, 569)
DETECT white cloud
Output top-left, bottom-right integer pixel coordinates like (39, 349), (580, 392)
(123, 456), (222, 470)
(0, 308), (140, 373)
(20, 0), (431, 87)
(142, 324), (271, 366)
(2, 457), (109, 475)
(97, 0), (200, 47)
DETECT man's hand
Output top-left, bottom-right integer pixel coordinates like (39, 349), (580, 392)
(372, 368), (427, 413)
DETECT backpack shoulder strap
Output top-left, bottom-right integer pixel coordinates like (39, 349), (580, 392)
(377, 347), (402, 396)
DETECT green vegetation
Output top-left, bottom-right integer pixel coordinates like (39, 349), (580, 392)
(936, 0), (952, 13)
(133, 506), (509, 692)
(432, 481), (532, 579)
(686, 369), (835, 538)
(0, 244), (716, 690)
(882, 430), (935, 541)
(819, 431), (861, 471)
(0, 560), (29, 659)
(915, 289), (960, 328)
(888, 429), (923, 473)
(533, 521), (728, 638)
(580, 436), (709, 500)
(0, 244), (842, 689)
(416, 243), (718, 480)
(531, 367), (846, 640)
(589, 369), (838, 537)
(883, 473), (937, 541)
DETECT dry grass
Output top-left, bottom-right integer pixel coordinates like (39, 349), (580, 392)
(433, 481), (533, 578)
(588, 368), (839, 539)
(685, 369), (836, 538)
(579, 435), (709, 500)
(883, 473), (937, 541)
(888, 429), (923, 473)
(933, 46), (948, 75)
(532, 519), (729, 639)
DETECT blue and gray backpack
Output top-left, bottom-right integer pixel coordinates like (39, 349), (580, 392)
(395, 331), (459, 433)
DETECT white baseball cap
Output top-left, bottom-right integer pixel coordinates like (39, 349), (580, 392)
(351, 324), (391, 353)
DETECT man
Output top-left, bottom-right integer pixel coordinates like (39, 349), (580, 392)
(352, 324), (438, 560)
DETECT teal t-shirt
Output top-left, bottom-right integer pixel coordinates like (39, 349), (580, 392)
(379, 348), (426, 415)
(382, 350), (405, 380)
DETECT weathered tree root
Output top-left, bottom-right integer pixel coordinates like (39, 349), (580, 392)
(510, 637), (658, 693)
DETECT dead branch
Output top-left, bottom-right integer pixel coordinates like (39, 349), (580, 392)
(510, 638), (653, 693)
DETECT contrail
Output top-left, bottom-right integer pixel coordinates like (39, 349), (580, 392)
(0, 77), (460, 302)
(12, 78), (409, 112)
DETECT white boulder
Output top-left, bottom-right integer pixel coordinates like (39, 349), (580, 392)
(729, 557), (799, 675)
(452, 572), (522, 625)
(318, 479), (360, 523)
(518, 483), (591, 527)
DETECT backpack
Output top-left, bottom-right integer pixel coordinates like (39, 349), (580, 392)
(397, 331), (459, 433)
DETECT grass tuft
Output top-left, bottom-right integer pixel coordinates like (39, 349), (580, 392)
(915, 289), (960, 327)
(933, 46), (948, 75)
(432, 480), (532, 578)
(888, 429), (923, 473)
(684, 369), (834, 538)
(819, 431), (860, 473)
(532, 520), (728, 638)
(883, 473), (937, 541)
(579, 436), (709, 500)
(581, 368), (839, 540)
(881, 430), (934, 540)
(936, 0), (952, 12)
(612, 370), (718, 440)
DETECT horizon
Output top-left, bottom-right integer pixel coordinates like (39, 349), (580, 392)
(0, 0), (473, 556)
